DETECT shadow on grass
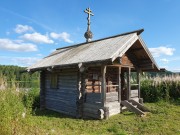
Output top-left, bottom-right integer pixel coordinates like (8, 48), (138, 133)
(122, 111), (134, 116)
(33, 108), (98, 121)
(33, 109), (76, 119)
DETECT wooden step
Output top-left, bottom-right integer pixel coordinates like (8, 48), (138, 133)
(121, 100), (145, 116)
(128, 99), (150, 112)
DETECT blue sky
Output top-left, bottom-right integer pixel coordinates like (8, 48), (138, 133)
(0, 0), (180, 72)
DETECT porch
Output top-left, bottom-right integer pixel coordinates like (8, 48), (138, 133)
(82, 65), (142, 119)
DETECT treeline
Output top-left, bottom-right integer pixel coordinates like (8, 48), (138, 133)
(0, 65), (39, 89)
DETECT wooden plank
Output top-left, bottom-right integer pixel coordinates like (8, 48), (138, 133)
(44, 68), (79, 116)
(83, 102), (104, 119)
(59, 68), (78, 73)
(131, 84), (139, 86)
(129, 99), (150, 112)
(101, 65), (106, 107)
(137, 69), (141, 98)
(109, 108), (120, 116)
(83, 112), (103, 119)
(127, 67), (131, 99)
(45, 98), (77, 106)
(106, 85), (119, 87)
(106, 92), (118, 97)
(106, 101), (120, 109)
(83, 103), (102, 110)
(121, 100), (145, 115)
(131, 90), (138, 98)
(83, 108), (99, 115)
(46, 107), (77, 117)
(86, 98), (101, 104)
(118, 67), (121, 102)
(106, 96), (118, 102)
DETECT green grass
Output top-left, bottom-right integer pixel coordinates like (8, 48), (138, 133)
(0, 89), (180, 135)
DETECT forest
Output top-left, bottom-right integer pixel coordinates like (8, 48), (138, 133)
(0, 65), (39, 89)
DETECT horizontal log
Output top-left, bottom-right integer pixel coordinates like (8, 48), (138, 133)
(86, 90), (100, 93)
(45, 95), (77, 101)
(131, 89), (138, 98)
(106, 85), (119, 87)
(106, 96), (118, 102)
(83, 103), (102, 109)
(106, 101), (120, 109)
(109, 108), (120, 116)
(46, 88), (77, 93)
(83, 112), (101, 119)
(45, 98), (77, 105)
(59, 76), (77, 79)
(131, 84), (139, 86)
(59, 69), (78, 73)
(45, 100), (77, 107)
(59, 81), (77, 84)
(58, 85), (78, 88)
(46, 91), (77, 97)
(86, 84), (101, 86)
(46, 107), (77, 116)
(46, 104), (77, 112)
(106, 92), (118, 97)
(83, 108), (99, 115)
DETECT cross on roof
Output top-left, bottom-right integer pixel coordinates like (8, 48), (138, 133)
(84, 7), (94, 42)
(84, 7), (94, 26)
(84, 7), (94, 17)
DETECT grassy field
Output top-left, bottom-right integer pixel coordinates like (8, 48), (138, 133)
(14, 103), (180, 135)
(0, 90), (180, 135)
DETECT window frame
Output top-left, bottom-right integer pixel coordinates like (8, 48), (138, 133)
(50, 73), (58, 89)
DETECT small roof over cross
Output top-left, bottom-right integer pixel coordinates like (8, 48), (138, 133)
(84, 7), (94, 42)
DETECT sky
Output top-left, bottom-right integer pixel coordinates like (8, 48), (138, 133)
(0, 0), (180, 72)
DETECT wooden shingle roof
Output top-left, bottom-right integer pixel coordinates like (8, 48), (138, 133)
(27, 29), (159, 71)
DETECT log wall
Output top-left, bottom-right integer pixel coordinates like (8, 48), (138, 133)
(106, 67), (118, 93)
(83, 66), (104, 119)
(44, 68), (78, 116)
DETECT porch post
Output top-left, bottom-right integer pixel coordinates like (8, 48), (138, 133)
(137, 69), (141, 98)
(118, 67), (121, 102)
(127, 67), (131, 100)
(101, 65), (106, 106)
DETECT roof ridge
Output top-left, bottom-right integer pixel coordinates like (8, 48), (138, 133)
(56, 29), (144, 50)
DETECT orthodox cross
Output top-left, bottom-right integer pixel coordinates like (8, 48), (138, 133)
(84, 7), (94, 42)
(84, 7), (94, 31)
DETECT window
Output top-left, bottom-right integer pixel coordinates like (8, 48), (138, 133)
(50, 74), (58, 89)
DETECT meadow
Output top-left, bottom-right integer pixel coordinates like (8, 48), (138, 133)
(0, 72), (180, 135)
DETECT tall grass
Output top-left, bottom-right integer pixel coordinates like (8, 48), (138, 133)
(141, 74), (180, 102)
(0, 88), (40, 134)
(0, 75), (7, 90)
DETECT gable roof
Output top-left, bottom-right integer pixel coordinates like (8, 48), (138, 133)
(27, 29), (159, 71)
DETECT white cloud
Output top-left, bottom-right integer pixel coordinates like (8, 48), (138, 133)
(14, 24), (34, 34)
(21, 32), (54, 44)
(0, 38), (37, 52)
(11, 57), (41, 67)
(160, 58), (169, 64)
(36, 53), (43, 56)
(0, 56), (41, 67)
(149, 46), (175, 57)
(50, 32), (73, 43)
